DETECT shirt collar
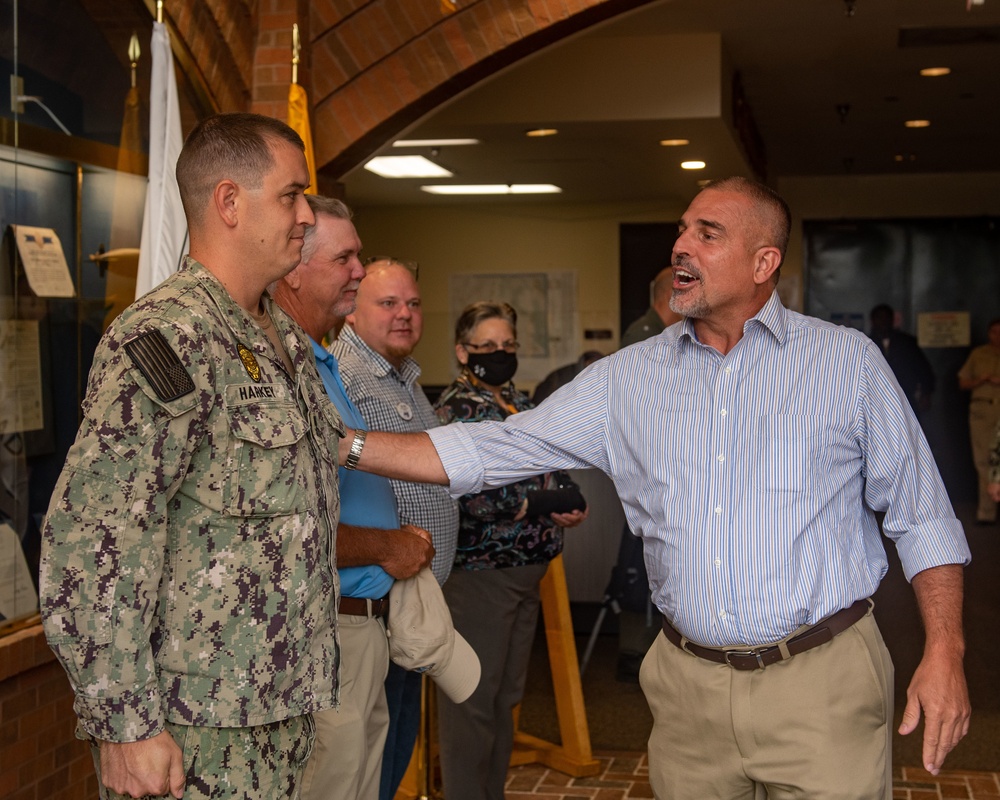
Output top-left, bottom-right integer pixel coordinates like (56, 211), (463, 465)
(337, 325), (422, 386)
(311, 336), (335, 369)
(676, 289), (788, 349)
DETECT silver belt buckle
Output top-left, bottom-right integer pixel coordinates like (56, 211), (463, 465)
(725, 648), (767, 669)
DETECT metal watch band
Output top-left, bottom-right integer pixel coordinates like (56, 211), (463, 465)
(345, 429), (367, 470)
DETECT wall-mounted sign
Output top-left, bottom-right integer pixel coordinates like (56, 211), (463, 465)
(918, 312), (970, 348)
(0, 321), (43, 434)
(12, 224), (75, 298)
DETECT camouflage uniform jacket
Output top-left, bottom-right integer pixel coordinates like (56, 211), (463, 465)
(40, 258), (342, 743)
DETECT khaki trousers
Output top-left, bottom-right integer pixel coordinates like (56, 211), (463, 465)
(301, 613), (390, 800)
(968, 399), (1000, 522)
(639, 610), (894, 800)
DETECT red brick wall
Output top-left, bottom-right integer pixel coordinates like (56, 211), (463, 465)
(248, 0), (653, 180)
(0, 625), (97, 800)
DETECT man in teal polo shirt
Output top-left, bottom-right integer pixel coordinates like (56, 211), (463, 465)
(272, 194), (434, 800)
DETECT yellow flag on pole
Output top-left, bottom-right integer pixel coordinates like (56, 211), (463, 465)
(288, 82), (318, 194)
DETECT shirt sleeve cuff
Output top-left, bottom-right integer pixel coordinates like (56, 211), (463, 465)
(73, 687), (164, 743)
(427, 425), (484, 497)
(895, 518), (972, 582)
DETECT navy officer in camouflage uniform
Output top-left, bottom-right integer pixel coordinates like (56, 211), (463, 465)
(39, 113), (343, 799)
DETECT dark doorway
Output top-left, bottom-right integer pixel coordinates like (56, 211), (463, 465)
(804, 216), (1000, 503)
(619, 223), (676, 337)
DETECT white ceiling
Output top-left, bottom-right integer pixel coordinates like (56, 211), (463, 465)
(342, 0), (1000, 207)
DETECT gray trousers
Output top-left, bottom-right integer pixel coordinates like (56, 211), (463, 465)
(437, 562), (548, 800)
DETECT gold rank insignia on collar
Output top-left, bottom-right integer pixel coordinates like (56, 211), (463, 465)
(237, 343), (261, 382)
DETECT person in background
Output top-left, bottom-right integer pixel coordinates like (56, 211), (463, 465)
(958, 318), (1000, 524)
(272, 196), (434, 800)
(531, 350), (604, 405)
(330, 255), (460, 800)
(869, 303), (936, 415)
(433, 301), (588, 800)
(987, 419), (1000, 506)
(620, 266), (683, 347)
(40, 113), (339, 800)
(336, 178), (972, 799)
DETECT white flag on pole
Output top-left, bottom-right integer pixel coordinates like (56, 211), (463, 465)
(135, 20), (188, 299)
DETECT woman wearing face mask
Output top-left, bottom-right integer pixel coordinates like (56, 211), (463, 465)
(433, 301), (588, 800)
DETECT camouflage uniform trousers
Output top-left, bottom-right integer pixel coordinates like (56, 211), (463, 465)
(90, 715), (315, 800)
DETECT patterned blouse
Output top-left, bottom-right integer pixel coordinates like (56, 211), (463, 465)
(434, 369), (576, 571)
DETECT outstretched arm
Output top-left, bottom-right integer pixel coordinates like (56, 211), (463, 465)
(898, 564), (971, 775)
(339, 428), (449, 484)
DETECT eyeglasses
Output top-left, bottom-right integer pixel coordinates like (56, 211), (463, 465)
(364, 255), (419, 280)
(462, 340), (520, 353)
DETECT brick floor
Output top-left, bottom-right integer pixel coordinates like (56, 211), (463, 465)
(503, 753), (1000, 799)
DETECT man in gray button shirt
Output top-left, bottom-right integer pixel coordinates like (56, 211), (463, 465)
(331, 256), (459, 800)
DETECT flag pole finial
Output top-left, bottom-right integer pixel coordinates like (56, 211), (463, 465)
(292, 23), (301, 85)
(156, 1), (163, 24)
(128, 33), (141, 88)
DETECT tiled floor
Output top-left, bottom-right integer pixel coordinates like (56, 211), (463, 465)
(503, 753), (1000, 799)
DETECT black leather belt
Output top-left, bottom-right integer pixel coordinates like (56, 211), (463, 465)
(338, 595), (390, 618)
(661, 598), (871, 670)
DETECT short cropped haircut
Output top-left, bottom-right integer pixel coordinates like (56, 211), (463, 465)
(301, 195), (353, 262)
(176, 112), (304, 228)
(454, 301), (517, 345)
(702, 176), (792, 263)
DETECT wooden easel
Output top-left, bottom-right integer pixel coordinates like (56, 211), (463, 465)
(510, 554), (600, 776)
(396, 554), (599, 798)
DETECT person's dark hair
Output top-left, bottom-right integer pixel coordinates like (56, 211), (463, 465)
(702, 176), (792, 267)
(176, 112), (305, 228)
(301, 195), (353, 262)
(871, 303), (894, 317)
(454, 301), (517, 345)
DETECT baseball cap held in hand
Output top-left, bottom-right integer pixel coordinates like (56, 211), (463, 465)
(388, 567), (481, 703)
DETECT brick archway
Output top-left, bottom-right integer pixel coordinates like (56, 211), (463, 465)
(250, 0), (656, 187)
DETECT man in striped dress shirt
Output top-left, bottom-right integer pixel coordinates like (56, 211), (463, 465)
(336, 177), (972, 800)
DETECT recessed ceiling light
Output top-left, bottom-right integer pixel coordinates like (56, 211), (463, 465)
(525, 128), (558, 138)
(392, 139), (480, 147)
(904, 119), (931, 128)
(364, 156), (453, 178)
(681, 161), (706, 170)
(421, 184), (562, 195)
(660, 139), (690, 147)
(919, 67), (951, 77)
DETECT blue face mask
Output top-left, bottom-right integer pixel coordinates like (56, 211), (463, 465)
(467, 351), (518, 386)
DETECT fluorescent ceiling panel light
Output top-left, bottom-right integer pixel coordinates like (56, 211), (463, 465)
(392, 138), (480, 147)
(919, 67), (951, 77)
(364, 156), (453, 178)
(660, 139), (690, 146)
(904, 119), (930, 128)
(681, 160), (706, 170)
(421, 184), (562, 195)
(525, 128), (558, 137)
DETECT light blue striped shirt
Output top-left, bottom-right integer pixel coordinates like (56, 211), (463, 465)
(428, 292), (971, 647)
